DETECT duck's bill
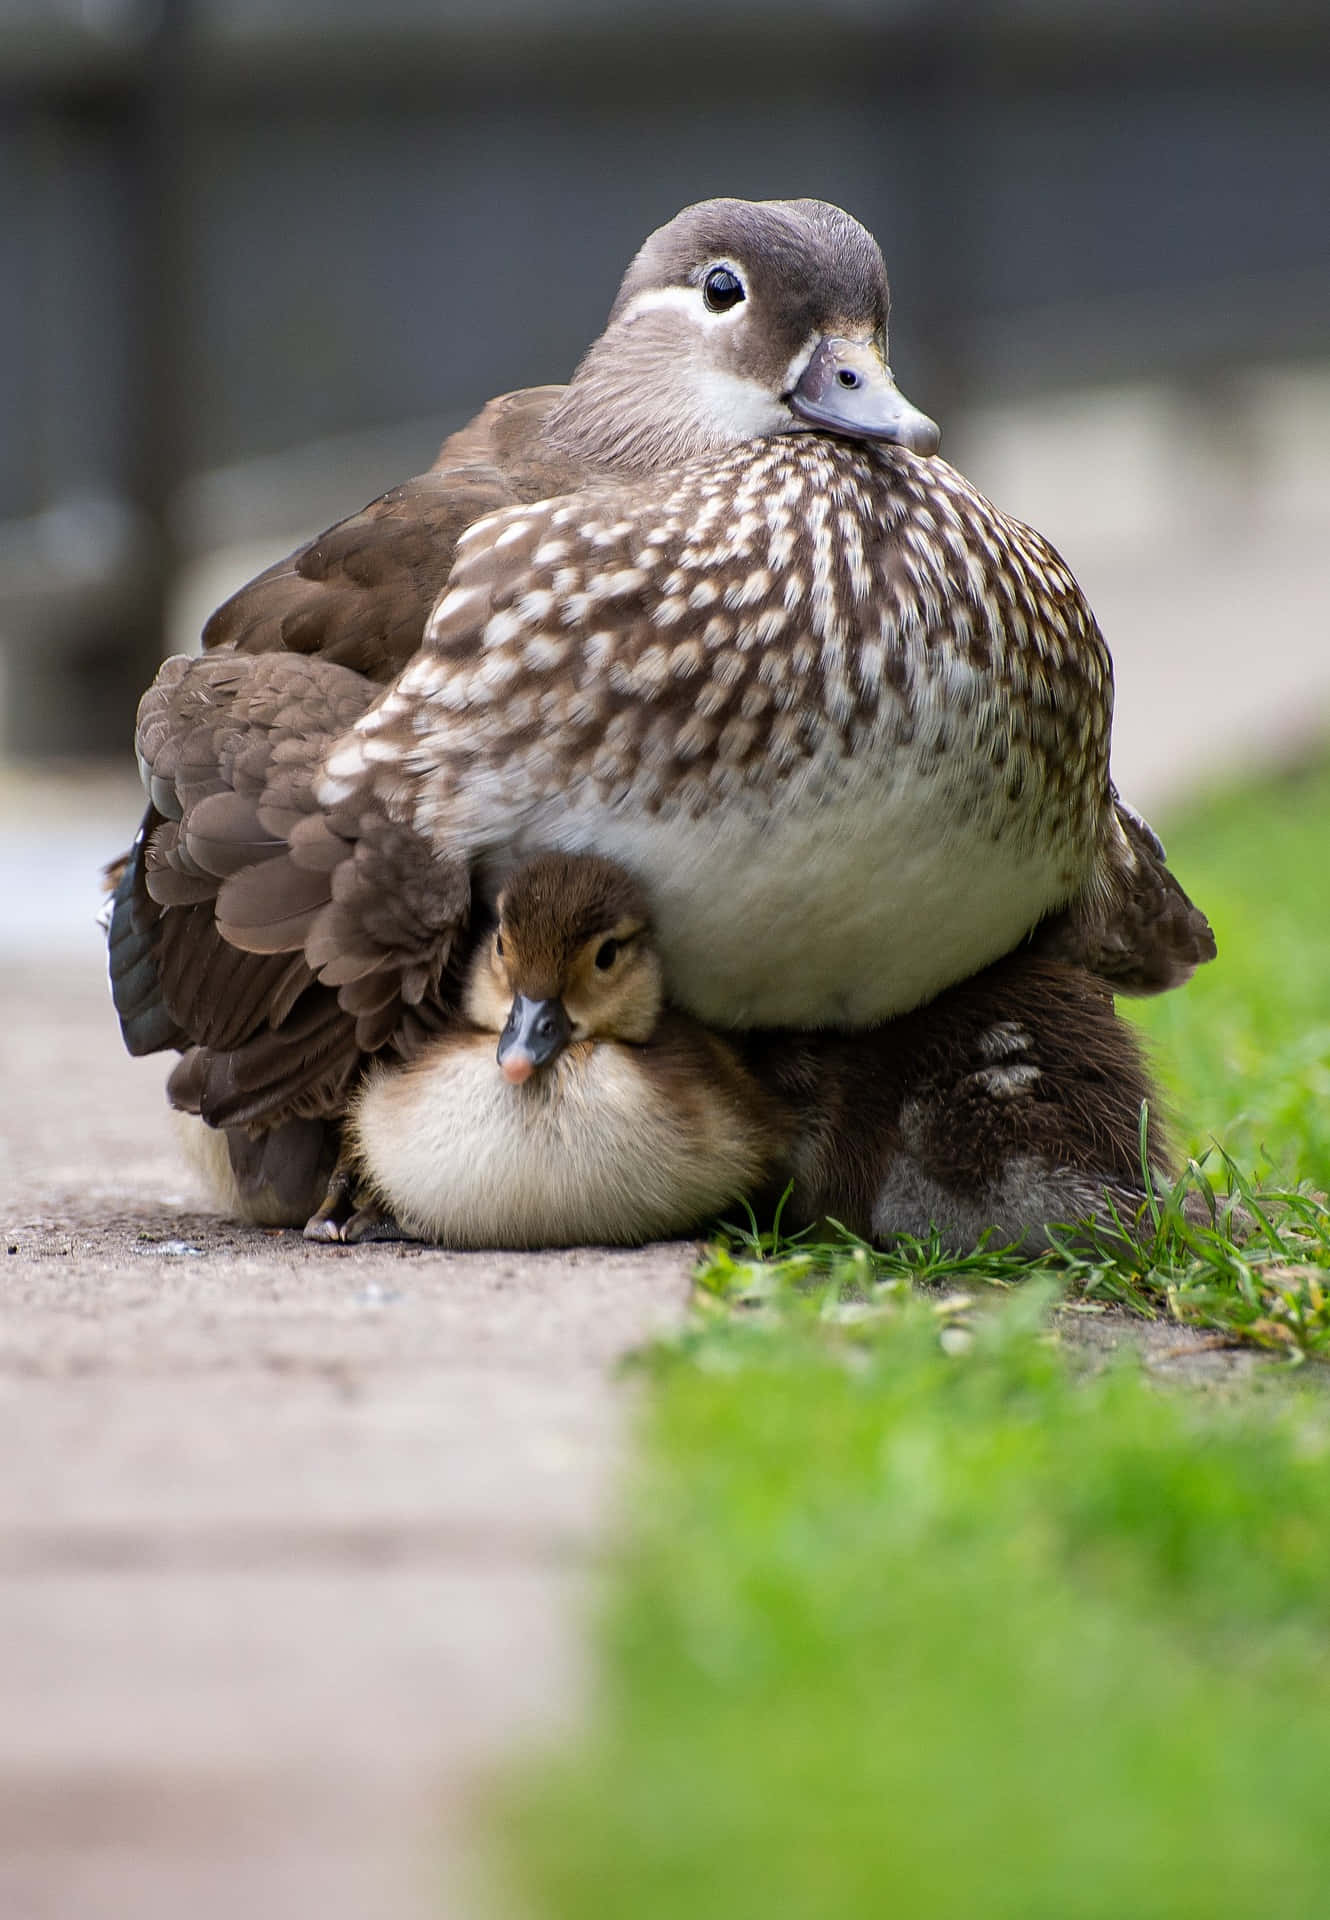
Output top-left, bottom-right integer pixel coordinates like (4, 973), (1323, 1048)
(789, 338), (940, 454)
(497, 994), (573, 1084)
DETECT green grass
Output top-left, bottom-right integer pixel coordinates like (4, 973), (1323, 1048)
(500, 1309), (1330, 1919)
(693, 1159), (1330, 1361)
(492, 758), (1330, 1920)
(1130, 754), (1330, 1187)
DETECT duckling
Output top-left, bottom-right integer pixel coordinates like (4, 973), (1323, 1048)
(308, 852), (785, 1248)
(110, 196), (1213, 1194)
(743, 950), (1169, 1253)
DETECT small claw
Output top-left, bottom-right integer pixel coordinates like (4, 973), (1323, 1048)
(303, 1211), (349, 1244)
(341, 1204), (413, 1245)
(303, 1164), (360, 1243)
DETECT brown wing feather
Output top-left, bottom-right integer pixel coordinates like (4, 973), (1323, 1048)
(166, 986), (363, 1131)
(224, 1117), (339, 1228)
(154, 902), (313, 1052)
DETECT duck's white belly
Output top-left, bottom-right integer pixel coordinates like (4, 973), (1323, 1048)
(524, 757), (1081, 1029)
(350, 1037), (768, 1249)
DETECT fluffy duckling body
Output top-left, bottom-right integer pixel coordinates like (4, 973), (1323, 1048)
(744, 951), (1166, 1252)
(329, 853), (784, 1248)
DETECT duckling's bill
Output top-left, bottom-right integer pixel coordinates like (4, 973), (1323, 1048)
(498, 993), (573, 1083)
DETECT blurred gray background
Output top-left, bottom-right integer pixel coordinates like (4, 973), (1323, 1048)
(1, 0), (1328, 790)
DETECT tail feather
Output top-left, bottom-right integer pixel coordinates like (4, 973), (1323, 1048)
(1032, 794), (1216, 995)
(107, 820), (186, 1056)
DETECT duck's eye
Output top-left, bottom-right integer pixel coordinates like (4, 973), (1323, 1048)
(702, 267), (745, 314)
(594, 938), (620, 972)
(495, 934), (504, 958)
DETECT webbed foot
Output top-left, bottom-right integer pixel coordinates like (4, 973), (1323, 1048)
(303, 1166), (414, 1245)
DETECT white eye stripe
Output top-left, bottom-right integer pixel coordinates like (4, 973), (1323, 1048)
(617, 287), (703, 324)
(618, 263), (749, 328)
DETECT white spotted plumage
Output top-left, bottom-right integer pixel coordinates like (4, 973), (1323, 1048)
(314, 431), (1113, 1025)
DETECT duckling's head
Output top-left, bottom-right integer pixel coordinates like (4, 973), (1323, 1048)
(544, 196), (939, 473)
(463, 853), (663, 1085)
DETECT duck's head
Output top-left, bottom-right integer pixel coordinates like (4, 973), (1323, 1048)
(543, 196), (939, 473)
(463, 853), (663, 1085)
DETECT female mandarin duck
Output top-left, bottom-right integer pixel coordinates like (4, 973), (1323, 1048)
(109, 197), (1212, 1226)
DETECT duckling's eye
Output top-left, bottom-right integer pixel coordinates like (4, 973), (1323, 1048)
(594, 938), (620, 972)
(702, 267), (745, 314)
(495, 934), (504, 958)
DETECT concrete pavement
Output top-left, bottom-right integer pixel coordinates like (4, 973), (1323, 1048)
(1, 879), (694, 1919)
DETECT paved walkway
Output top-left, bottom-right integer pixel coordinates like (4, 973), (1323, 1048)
(0, 807), (693, 1917)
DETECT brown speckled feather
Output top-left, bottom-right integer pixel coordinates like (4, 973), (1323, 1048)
(119, 385), (586, 1136)
(117, 427), (1201, 1126)
(378, 435), (1113, 835)
(313, 430), (1120, 1030)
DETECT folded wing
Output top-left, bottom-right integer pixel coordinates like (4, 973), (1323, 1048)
(110, 650), (470, 1136)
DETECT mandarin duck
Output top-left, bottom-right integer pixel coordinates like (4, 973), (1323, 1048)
(108, 197), (1213, 1225)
